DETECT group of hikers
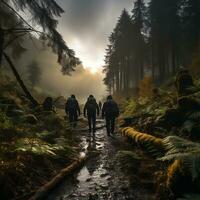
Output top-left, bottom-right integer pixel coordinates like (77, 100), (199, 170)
(65, 95), (119, 136)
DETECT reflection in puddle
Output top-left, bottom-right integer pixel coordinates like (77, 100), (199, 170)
(77, 166), (90, 182)
(48, 126), (137, 200)
(70, 130), (111, 198)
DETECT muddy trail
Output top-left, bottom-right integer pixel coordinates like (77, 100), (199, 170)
(47, 120), (157, 200)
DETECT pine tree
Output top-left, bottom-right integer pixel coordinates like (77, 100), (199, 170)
(149, 0), (181, 84)
(181, 0), (200, 65)
(104, 0), (199, 94)
(132, 0), (147, 82)
(0, 0), (80, 106)
(104, 10), (133, 95)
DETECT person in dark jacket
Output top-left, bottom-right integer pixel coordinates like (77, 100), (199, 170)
(84, 95), (99, 133)
(102, 95), (119, 136)
(65, 94), (80, 127)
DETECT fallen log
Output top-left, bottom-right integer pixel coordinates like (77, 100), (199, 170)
(121, 127), (164, 156)
(29, 153), (86, 200)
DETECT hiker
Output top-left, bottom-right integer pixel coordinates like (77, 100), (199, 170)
(102, 95), (119, 136)
(84, 95), (99, 133)
(65, 94), (80, 127)
(98, 101), (102, 110)
(43, 97), (55, 112)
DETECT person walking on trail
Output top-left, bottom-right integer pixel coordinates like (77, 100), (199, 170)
(84, 95), (99, 134)
(65, 94), (80, 127)
(102, 95), (119, 136)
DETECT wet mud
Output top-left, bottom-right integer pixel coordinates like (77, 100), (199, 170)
(47, 120), (156, 200)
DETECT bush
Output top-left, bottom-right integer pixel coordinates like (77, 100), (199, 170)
(139, 76), (154, 98)
(0, 112), (13, 130)
(123, 99), (137, 117)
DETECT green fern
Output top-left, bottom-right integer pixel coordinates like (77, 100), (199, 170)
(158, 136), (200, 180)
(121, 128), (200, 181)
(188, 111), (200, 121)
(0, 112), (13, 129)
(14, 137), (75, 157)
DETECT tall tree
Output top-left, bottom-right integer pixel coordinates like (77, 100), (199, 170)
(104, 10), (133, 95)
(0, 0), (80, 106)
(132, 0), (147, 82)
(181, 0), (200, 65)
(104, 0), (200, 94)
(149, 0), (181, 84)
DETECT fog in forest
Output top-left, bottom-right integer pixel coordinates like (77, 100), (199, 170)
(33, 52), (106, 103)
(57, 0), (133, 73)
(12, 0), (134, 102)
(13, 45), (106, 103)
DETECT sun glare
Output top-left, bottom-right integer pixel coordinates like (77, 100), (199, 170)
(71, 38), (104, 74)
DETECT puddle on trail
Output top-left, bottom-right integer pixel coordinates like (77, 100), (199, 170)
(47, 125), (154, 200)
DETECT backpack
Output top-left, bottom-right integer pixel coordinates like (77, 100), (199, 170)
(105, 100), (119, 117)
(86, 99), (97, 114)
(66, 98), (77, 111)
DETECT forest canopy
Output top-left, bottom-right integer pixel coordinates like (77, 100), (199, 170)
(103, 0), (200, 96)
(0, 0), (80, 74)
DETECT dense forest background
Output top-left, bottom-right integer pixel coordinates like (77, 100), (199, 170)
(1, 1), (200, 199)
(103, 0), (200, 96)
(0, 0), (106, 103)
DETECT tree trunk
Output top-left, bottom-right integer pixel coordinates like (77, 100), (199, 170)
(0, 29), (4, 67)
(120, 63), (123, 93)
(3, 53), (39, 107)
(116, 68), (120, 94)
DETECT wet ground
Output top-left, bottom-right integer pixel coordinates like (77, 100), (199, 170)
(47, 120), (156, 200)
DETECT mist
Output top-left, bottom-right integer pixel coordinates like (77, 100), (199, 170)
(57, 0), (133, 70)
(6, 0), (137, 103)
(35, 50), (106, 102)
(11, 39), (106, 103)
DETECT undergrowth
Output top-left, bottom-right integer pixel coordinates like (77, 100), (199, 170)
(0, 73), (80, 199)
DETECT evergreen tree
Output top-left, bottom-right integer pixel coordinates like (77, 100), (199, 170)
(132, 0), (147, 82)
(149, 0), (181, 84)
(104, 10), (133, 95)
(104, 0), (200, 94)
(181, 0), (200, 65)
(0, 0), (80, 106)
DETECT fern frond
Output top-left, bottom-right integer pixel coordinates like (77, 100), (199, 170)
(159, 136), (200, 180)
(122, 128), (200, 181)
(188, 111), (200, 121)
(162, 136), (200, 153)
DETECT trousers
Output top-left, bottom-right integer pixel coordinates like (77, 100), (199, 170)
(106, 116), (115, 135)
(88, 113), (96, 132)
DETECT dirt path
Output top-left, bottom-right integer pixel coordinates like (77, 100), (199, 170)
(47, 120), (157, 200)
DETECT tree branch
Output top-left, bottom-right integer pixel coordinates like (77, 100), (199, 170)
(3, 33), (28, 50)
(4, 28), (43, 35)
(3, 52), (39, 107)
(1, 0), (40, 36)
